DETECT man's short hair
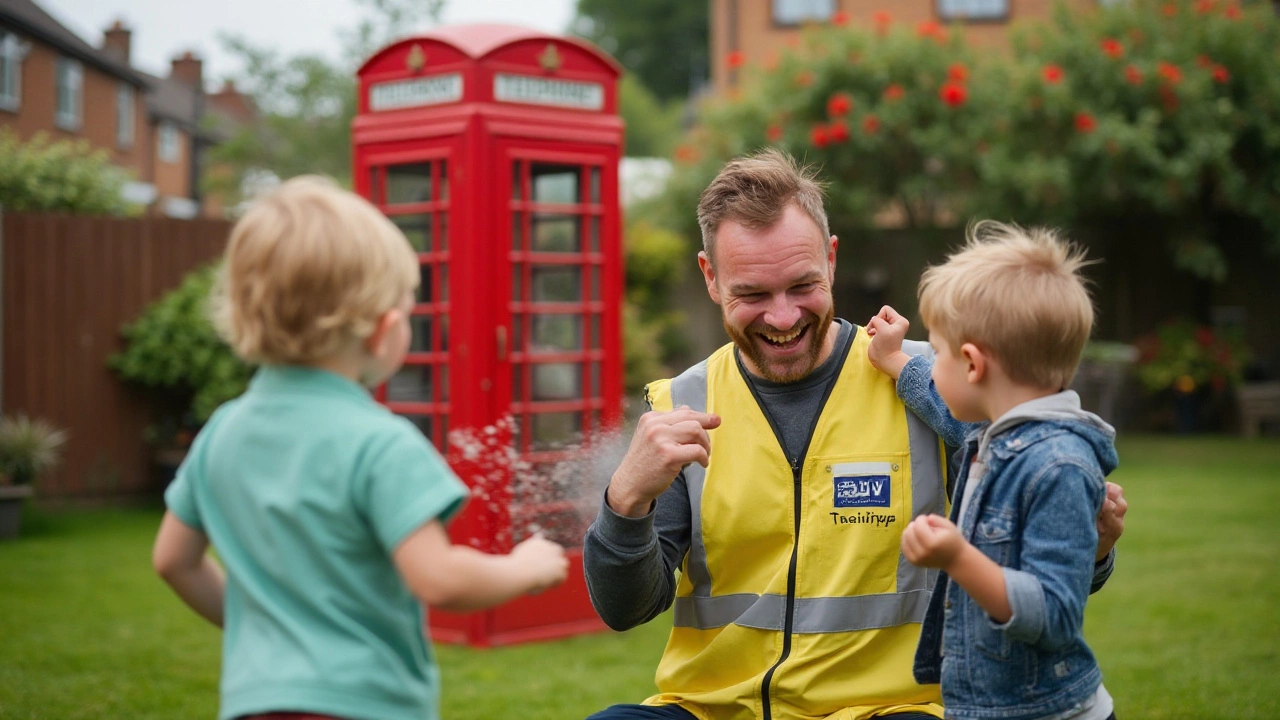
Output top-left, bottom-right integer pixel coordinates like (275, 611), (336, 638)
(696, 148), (830, 264)
(213, 175), (420, 365)
(919, 220), (1095, 390)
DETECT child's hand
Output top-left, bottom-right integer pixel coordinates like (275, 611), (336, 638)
(511, 533), (570, 594)
(866, 305), (912, 381)
(901, 514), (967, 570)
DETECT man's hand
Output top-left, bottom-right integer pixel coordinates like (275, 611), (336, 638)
(1096, 481), (1127, 561)
(901, 514), (967, 570)
(606, 406), (722, 518)
(866, 305), (913, 381)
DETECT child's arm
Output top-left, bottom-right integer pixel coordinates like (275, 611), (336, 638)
(866, 306), (975, 448)
(152, 511), (225, 627)
(393, 521), (569, 613)
(902, 515), (1012, 622)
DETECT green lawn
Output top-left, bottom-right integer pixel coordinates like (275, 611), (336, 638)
(0, 436), (1276, 719)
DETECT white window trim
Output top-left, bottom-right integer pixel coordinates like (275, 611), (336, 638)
(771, 0), (836, 26)
(936, 0), (1010, 21)
(116, 83), (135, 149)
(158, 122), (181, 163)
(55, 56), (82, 131)
(0, 31), (28, 113)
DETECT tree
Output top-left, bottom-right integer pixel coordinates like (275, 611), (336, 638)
(0, 129), (129, 215)
(618, 74), (683, 157)
(572, 0), (708, 102)
(205, 0), (443, 202)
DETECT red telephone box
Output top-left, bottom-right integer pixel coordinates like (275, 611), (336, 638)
(353, 25), (624, 646)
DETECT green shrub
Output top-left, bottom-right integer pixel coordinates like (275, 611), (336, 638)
(110, 265), (252, 440)
(0, 129), (129, 215)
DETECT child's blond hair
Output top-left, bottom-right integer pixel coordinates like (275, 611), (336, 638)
(213, 176), (419, 365)
(918, 220), (1094, 390)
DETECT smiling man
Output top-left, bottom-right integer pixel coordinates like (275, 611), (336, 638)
(581, 150), (1121, 720)
(581, 149), (953, 720)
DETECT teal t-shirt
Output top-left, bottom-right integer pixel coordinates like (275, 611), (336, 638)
(164, 366), (468, 720)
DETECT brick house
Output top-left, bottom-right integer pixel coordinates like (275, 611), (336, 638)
(0, 0), (252, 216)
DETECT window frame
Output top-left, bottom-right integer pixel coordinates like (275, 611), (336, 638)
(771, 0), (837, 27)
(116, 82), (135, 149)
(935, 0), (1010, 23)
(157, 122), (181, 163)
(54, 56), (83, 131)
(0, 31), (25, 112)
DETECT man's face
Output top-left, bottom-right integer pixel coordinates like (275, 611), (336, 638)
(699, 203), (837, 384)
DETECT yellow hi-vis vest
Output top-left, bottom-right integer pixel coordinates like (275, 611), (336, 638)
(643, 330), (947, 720)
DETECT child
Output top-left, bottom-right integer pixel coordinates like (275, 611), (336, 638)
(865, 221), (1119, 720)
(151, 176), (568, 720)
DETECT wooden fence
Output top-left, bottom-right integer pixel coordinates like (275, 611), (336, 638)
(1, 211), (231, 499)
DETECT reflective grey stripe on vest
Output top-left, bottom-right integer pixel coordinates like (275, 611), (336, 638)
(674, 590), (933, 633)
(671, 338), (949, 632)
(670, 359), (712, 597)
(902, 339), (948, 591)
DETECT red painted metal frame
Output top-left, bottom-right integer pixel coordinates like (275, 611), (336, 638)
(353, 25), (624, 647)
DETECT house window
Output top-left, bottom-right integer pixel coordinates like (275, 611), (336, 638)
(116, 83), (135, 148)
(936, 0), (1009, 20)
(158, 122), (181, 163)
(773, 0), (835, 25)
(1, 31), (25, 111)
(55, 57), (82, 130)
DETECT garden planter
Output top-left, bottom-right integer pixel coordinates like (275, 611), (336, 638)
(0, 485), (34, 540)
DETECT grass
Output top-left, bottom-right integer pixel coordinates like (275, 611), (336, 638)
(0, 436), (1276, 719)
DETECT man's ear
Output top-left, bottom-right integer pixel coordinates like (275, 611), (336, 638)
(365, 307), (404, 359)
(698, 250), (721, 305)
(827, 235), (838, 282)
(961, 342), (987, 385)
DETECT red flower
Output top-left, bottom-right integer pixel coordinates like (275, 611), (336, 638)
(1196, 327), (1217, 348)
(947, 63), (969, 83)
(1212, 64), (1231, 83)
(939, 81), (968, 107)
(917, 20), (944, 39)
(883, 84), (905, 102)
(795, 70), (815, 87)
(1042, 64), (1065, 84)
(862, 114), (881, 135)
(1161, 3), (1177, 16)
(674, 145), (700, 164)
(810, 125), (830, 148)
(1157, 62), (1183, 84)
(1195, 0), (1217, 14)
(828, 120), (850, 143)
(726, 51), (746, 69)
(1124, 65), (1144, 85)
(832, 10), (851, 26)
(1224, 4), (1242, 19)
(1196, 54), (1214, 68)
(873, 11), (893, 32)
(766, 124), (784, 142)
(1100, 38), (1124, 59)
(1160, 86), (1180, 111)
(1074, 112), (1098, 134)
(827, 92), (853, 117)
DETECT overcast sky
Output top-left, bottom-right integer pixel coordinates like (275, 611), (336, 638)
(42, 0), (577, 85)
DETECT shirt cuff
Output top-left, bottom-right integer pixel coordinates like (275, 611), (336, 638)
(896, 354), (934, 399)
(993, 566), (1046, 645)
(592, 487), (658, 554)
(1091, 547), (1116, 594)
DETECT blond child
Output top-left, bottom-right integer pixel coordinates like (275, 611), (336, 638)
(151, 177), (568, 720)
(865, 221), (1122, 720)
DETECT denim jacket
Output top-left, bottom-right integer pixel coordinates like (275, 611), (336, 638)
(897, 355), (1119, 720)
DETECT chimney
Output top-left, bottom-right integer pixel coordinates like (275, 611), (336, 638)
(171, 51), (204, 90)
(208, 79), (255, 123)
(102, 20), (131, 63)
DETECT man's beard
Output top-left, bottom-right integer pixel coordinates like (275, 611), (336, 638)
(725, 304), (835, 384)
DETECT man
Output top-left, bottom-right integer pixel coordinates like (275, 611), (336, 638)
(582, 150), (1125, 720)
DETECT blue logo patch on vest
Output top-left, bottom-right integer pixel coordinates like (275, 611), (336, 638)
(833, 475), (891, 508)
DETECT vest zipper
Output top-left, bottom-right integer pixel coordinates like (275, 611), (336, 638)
(736, 326), (856, 720)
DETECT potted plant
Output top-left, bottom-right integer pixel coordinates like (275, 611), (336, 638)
(0, 414), (68, 540)
(109, 264), (252, 487)
(1135, 319), (1250, 433)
